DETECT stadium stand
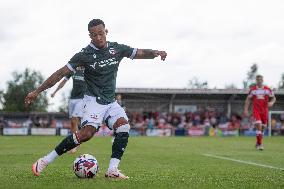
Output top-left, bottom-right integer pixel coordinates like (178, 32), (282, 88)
(1, 88), (284, 136)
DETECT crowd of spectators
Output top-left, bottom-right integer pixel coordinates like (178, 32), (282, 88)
(0, 115), (69, 129)
(1, 109), (284, 135)
(127, 109), (284, 134)
(129, 110), (239, 130)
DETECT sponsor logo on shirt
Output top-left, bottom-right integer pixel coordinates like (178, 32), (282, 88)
(256, 95), (265, 99)
(90, 58), (119, 69)
(251, 89), (271, 96)
(90, 62), (97, 70)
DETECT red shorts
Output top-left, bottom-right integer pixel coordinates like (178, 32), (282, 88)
(253, 110), (268, 125)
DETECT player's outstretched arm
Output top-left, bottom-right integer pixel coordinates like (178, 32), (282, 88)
(25, 66), (71, 107)
(134, 49), (167, 61)
(243, 95), (251, 116)
(51, 79), (68, 98)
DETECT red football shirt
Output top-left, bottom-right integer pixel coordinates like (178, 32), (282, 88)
(248, 85), (274, 114)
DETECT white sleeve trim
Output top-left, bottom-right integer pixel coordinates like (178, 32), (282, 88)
(129, 48), (138, 59)
(66, 63), (75, 73)
(64, 77), (70, 81)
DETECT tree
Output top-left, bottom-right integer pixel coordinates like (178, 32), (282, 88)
(58, 92), (69, 113)
(187, 77), (208, 89)
(0, 90), (4, 110)
(279, 73), (284, 89)
(224, 83), (238, 89)
(243, 63), (258, 89)
(2, 68), (48, 112)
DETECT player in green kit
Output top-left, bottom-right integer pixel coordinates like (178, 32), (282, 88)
(25, 19), (167, 179)
(51, 66), (86, 153)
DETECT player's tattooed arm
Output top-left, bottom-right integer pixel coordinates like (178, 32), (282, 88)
(243, 95), (251, 116)
(25, 66), (71, 107)
(134, 49), (167, 61)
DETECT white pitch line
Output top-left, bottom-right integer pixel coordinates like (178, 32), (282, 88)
(202, 153), (284, 171)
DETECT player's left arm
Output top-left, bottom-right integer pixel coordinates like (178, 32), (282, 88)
(243, 95), (251, 116)
(134, 49), (167, 61)
(243, 87), (254, 116)
(268, 96), (276, 107)
(51, 78), (68, 98)
(268, 88), (276, 107)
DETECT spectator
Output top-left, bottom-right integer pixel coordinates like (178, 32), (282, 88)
(0, 116), (8, 135)
(23, 117), (33, 128)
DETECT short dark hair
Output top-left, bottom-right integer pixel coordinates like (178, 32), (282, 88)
(88, 19), (105, 31)
(256, 74), (263, 79)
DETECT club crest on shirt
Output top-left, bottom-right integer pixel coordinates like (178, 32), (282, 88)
(93, 53), (97, 59)
(109, 48), (116, 55)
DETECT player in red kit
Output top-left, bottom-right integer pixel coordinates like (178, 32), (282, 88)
(244, 75), (276, 150)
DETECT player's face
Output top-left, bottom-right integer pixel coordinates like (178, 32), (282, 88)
(256, 77), (263, 86)
(89, 24), (108, 49)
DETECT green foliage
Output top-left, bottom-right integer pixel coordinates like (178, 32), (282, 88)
(58, 92), (69, 113)
(224, 83), (238, 89)
(0, 136), (283, 189)
(243, 63), (258, 89)
(278, 73), (284, 89)
(188, 77), (208, 89)
(2, 68), (48, 112)
(0, 90), (4, 110)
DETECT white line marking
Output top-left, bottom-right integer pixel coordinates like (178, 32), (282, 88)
(202, 153), (284, 171)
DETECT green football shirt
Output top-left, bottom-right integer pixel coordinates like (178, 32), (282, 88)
(65, 68), (86, 99)
(66, 42), (137, 104)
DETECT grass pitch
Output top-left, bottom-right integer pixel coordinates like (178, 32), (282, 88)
(0, 136), (283, 189)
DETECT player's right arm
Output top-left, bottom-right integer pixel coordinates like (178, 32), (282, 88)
(25, 66), (72, 106)
(51, 73), (72, 98)
(244, 88), (253, 117)
(243, 95), (251, 117)
(25, 51), (84, 107)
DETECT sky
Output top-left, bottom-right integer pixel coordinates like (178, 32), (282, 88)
(0, 0), (284, 110)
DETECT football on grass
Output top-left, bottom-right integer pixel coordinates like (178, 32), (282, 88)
(73, 154), (99, 178)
